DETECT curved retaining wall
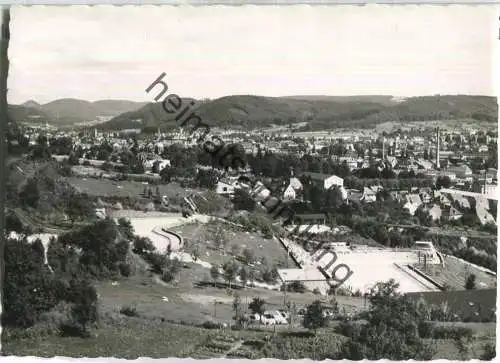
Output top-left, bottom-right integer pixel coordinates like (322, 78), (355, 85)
(152, 227), (184, 251)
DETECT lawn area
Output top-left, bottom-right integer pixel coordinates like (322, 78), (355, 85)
(2, 320), (212, 358)
(171, 221), (290, 267)
(433, 336), (496, 360)
(64, 177), (186, 201)
(93, 264), (368, 328)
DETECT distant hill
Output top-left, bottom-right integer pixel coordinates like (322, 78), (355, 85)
(97, 98), (198, 131)
(7, 105), (54, 125)
(21, 100), (42, 109)
(282, 95), (396, 105)
(99, 94), (498, 131)
(9, 98), (148, 125)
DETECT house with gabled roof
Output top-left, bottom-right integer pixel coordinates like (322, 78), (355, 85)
(420, 190), (432, 204)
(404, 193), (423, 216)
(451, 194), (471, 210)
(283, 184), (296, 201)
(444, 206), (463, 221)
(289, 177), (303, 191)
(302, 172), (343, 190)
(427, 204), (442, 221)
(361, 186), (377, 203)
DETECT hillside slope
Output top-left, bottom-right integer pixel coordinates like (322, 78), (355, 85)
(10, 99), (148, 125)
(7, 105), (54, 125)
(100, 94), (498, 131)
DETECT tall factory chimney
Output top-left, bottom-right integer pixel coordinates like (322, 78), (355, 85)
(435, 127), (440, 169)
(382, 138), (386, 160)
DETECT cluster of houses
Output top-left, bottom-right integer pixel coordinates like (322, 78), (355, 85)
(216, 170), (497, 226)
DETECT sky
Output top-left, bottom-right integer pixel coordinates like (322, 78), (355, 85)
(8, 5), (499, 104)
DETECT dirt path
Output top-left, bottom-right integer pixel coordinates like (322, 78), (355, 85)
(13, 208), (70, 234)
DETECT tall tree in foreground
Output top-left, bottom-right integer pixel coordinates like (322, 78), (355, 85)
(465, 273), (477, 290)
(303, 300), (326, 334)
(249, 297), (266, 326)
(210, 265), (219, 287)
(335, 279), (436, 360)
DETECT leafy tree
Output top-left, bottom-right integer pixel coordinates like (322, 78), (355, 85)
(57, 218), (127, 278)
(66, 194), (94, 225)
(146, 252), (168, 274)
(243, 248), (255, 264)
(232, 293), (244, 327)
(31, 238), (45, 265)
(3, 237), (62, 328)
(191, 244), (201, 261)
(5, 212), (24, 234)
(239, 267), (248, 287)
(196, 169), (218, 190)
(335, 279), (436, 360)
(303, 300), (327, 333)
(249, 297), (266, 325)
(480, 342), (496, 360)
(133, 236), (156, 255)
(210, 265), (220, 287)
(233, 188), (256, 211)
(210, 225), (228, 252)
(117, 217), (135, 240)
(47, 236), (79, 275)
(223, 261), (238, 289)
(465, 274), (477, 290)
(66, 277), (98, 336)
(436, 176), (451, 189)
(19, 178), (40, 208)
(160, 167), (175, 183)
(287, 280), (306, 293)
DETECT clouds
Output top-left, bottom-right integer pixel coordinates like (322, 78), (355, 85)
(8, 5), (497, 104)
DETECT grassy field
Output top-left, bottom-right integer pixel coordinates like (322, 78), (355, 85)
(64, 177), (186, 200)
(2, 320), (212, 358)
(4, 315), (494, 360)
(171, 221), (290, 267)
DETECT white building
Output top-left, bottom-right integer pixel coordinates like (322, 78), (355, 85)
(303, 172), (344, 190)
(283, 184), (296, 201)
(216, 180), (238, 196)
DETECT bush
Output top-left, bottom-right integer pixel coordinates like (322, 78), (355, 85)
(201, 320), (224, 329)
(417, 321), (435, 338)
(3, 237), (64, 328)
(287, 281), (306, 293)
(119, 263), (132, 277)
(120, 306), (139, 317)
(431, 326), (473, 340)
(133, 236), (156, 255)
(161, 269), (175, 283)
(59, 322), (91, 338)
(145, 253), (167, 274)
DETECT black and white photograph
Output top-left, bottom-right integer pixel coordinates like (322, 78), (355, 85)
(1, 4), (498, 360)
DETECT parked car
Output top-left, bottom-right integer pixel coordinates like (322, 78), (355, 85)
(266, 311), (287, 325)
(261, 314), (277, 326)
(248, 313), (261, 324)
(278, 309), (289, 320)
(322, 309), (334, 318)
